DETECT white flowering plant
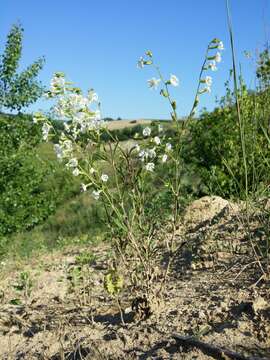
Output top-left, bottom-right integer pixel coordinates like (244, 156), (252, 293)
(34, 73), (177, 318)
(35, 38), (224, 318)
(137, 38), (224, 290)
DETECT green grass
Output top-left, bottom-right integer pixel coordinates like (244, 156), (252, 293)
(0, 191), (106, 260)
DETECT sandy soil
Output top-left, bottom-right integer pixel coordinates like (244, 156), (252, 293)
(0, 196), (269, 359)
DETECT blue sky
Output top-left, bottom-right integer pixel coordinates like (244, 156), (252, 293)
(0, 0), (270, 119)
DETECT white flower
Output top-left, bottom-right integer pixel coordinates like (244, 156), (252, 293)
(170, 74), (179, 87)
(205, 86), (211, 93)
(147, 77), (161, 90)
(218, 41), (224, 50)
(154, 136), (161, 145)
(143, 127), (151, 137)
(244, 51), (251, 59)
(64, 122), (70, 132)
(137, 57), (145, 68)
(72, 168), (80, 176)
(81, 183), (87, 192)
(205, 76), (212, 86)
(90, 167), (96, 174)
(139, 150), (145, 159)
(145, 162), (155, 172)
(162, 154), (168, 163)
(134, 144), (140, 152)
(92, 190), (101, 200)
(101, 174), (109, 182)
(42, 123), (51, 141)
(166, 143), (172, 151)
(54, 144), (63, 159)
(51, 74), (65, 93)
(215, 52), (222, 63)
(94, 109), (101, 120)
(138, 148), (156, 162)
(62, 139), (73, 153)
(148, 148), (156, 158)
(88, 90), (98, 102)
(158, 124), (163, 133)
(67, 158), (78, 168)
(209, 61), (217, 71)
(43, 92), (51, 99)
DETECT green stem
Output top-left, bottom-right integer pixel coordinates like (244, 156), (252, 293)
(226, 0), (248, 200)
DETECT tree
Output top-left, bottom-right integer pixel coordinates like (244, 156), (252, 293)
(256, 46), (270, 90)
(0, 23), (45, 112)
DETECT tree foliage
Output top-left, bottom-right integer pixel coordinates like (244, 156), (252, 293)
(0, 113), (79, 236)
(0, 24), (45, 112)
(256, 47), (270, 89)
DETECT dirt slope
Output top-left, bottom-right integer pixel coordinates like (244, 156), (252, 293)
(0, 196), (269, 359)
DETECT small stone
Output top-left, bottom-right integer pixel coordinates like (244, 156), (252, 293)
(253, 297), (268, 313)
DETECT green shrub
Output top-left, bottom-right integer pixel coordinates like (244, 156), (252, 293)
(183, 87), (270, 198)
(0, 151), (55, 234)
(0, 114), (79, 236)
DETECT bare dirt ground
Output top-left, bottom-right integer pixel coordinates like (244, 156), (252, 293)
(0, 196), (269, 359)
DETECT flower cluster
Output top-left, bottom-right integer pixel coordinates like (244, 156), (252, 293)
(49, 73), (66, 96)
(147, 74), (179, 91)
(134, 125), (172, 173)
(137, 50), (182, 123)
(34, 73), (103, 143)
(34, 73), (110, 202)
(197, 39), (224, 95)
(138, 39), (224, 120)
(50, 78), (102, 138)
(138, 50), (179, 92)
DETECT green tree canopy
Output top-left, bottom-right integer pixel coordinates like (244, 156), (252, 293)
(256, 46), (270, 90)
(0, 23), (45, 112)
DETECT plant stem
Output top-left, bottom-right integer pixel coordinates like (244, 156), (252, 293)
(226, 0), (248, 200)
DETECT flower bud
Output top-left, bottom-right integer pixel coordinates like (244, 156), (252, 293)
(160, 89), (169, 97)
(71, 87), (82, 94)
(145, 50), (153, 57)
(171, 112), (177, 121)
(194, 96), (199, 108)
(211, 38), (220, 44)
(171, 101), (177, 110)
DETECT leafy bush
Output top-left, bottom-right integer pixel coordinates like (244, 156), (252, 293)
(0, 151), (55, 234)
(0, 114), (79, 236)
(183, 84), (270, 198)
(0, 114), (48, 234)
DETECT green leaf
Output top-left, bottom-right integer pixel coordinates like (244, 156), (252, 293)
(104, 270), (123, 296)
(10, 298), (22, 305)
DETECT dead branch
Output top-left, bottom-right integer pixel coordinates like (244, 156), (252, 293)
(172, 333), (268, 360)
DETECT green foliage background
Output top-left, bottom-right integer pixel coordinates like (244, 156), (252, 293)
(0, 113), (79, 236)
